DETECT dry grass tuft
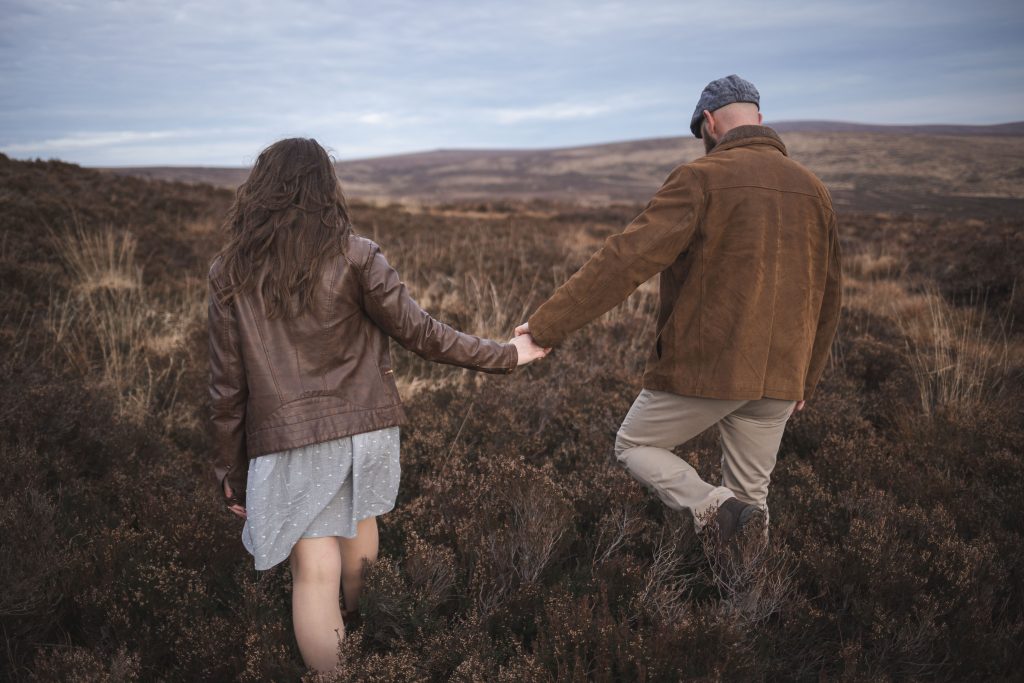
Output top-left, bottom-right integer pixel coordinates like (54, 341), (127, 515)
(44, 224), (203, 425)
(51, 219), (142, 294)
(894, 285), (1012, 416)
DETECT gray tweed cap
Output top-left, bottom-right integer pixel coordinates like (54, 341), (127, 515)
(690, 74), (760, 138)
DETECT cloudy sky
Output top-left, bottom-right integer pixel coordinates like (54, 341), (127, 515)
(2, 0), (1022, 166)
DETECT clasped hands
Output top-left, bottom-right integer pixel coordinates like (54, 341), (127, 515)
(508, 322), (551, 366)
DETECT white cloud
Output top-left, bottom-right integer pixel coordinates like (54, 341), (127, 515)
(356, 113), (388, 125)
(490, 102), (615, 124)
(1, 129), (181, 152)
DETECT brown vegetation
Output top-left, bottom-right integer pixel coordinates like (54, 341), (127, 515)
(1, 151), (1022, 681)
(102, 126), (1024, 217)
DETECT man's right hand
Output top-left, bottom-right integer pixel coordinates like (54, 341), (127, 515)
(791, 400), (806, 416)
(509, 333), (550, 366)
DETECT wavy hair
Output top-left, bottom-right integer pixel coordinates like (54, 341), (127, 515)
(215, 137), (353, 319)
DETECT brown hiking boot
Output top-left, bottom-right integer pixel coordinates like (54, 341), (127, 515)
(715, 497), (765, 545)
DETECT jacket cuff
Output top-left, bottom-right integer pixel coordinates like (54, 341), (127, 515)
(214, 462), (247, 506)
(527, 314), (562, 350)
(502, 341), (518, 373)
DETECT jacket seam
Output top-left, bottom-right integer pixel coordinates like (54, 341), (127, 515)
(247, 402), (403, 435)
(245, 296), (283, 400)
(245, 410), (406, 458)
(759, 189), (785, 396)
(214, 286), (244, 404)
(350, 250), (393, 382)
(265, 390), (373, 412)
(343, 238), (376, 285)
(319, 259), (343, 391)
(361, 315), (391, 385)
(694, 166), (708, 389)
(707, 184), (830, 202)
(359, 245), (406, 343)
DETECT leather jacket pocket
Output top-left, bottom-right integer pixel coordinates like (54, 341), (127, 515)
(378, 341), (395, 377)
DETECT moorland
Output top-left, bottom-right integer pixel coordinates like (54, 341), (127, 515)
(2, 124), (1023, 680)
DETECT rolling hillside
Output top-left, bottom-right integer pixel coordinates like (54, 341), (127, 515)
(98, 121), (1024, 214)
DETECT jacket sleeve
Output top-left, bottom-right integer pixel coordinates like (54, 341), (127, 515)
(356, 243), (518, 374)
(803, 212), (843, 399)
(527, 164), (703, 348)
(207, 268), (249, 505)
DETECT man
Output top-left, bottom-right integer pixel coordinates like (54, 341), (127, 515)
(517, 75), (842, 544)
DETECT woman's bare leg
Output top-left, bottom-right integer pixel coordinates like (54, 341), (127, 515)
(289, 536), (344, 672)
(338, 516), (379, 615)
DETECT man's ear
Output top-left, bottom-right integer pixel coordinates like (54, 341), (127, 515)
(702, 109), (714, 136)
(758, 111), (763, 124)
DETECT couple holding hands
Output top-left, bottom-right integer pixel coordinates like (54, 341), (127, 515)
(209, 75), (841, 671)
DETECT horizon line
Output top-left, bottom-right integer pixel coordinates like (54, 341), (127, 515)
(6, 118), (1020, 170)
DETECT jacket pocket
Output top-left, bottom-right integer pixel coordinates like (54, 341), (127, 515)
(379, 348), (393, 374)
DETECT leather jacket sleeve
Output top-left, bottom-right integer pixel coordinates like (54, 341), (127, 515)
(207, 266), (249, 506)
(356, 242), (518, 373)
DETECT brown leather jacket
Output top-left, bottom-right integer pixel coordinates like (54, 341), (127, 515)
(208, 234), (518, 505)
(529, 124), (842, 402)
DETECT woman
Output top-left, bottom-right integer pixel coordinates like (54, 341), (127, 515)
(207, 137), (548, 672)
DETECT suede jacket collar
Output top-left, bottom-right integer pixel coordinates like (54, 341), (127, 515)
(709, 124), (788, 156)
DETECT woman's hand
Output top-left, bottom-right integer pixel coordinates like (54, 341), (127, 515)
(223, 480), (247, 519)
(509, 333), (551, 366)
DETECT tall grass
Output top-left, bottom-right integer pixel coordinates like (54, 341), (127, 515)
(895, 285), (1012, 416)
(843, 241), (1013, 418)
(45, 223), (202, 426)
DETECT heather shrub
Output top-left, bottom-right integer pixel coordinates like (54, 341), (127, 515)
(28, 644), (142, 682)
(2, 154), (1022, 680)
(0, 444), (73, 648)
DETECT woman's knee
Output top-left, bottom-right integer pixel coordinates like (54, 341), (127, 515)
(290, 537), (343, 583)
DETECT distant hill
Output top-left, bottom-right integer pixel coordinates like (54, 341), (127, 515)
(768, 120), (1024, 136)
(97, 121), (1024, 214)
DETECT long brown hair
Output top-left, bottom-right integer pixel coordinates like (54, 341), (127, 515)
(215, 137), (353, 318)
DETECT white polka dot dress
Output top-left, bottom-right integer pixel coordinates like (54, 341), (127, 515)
(241, 426), (400, 570)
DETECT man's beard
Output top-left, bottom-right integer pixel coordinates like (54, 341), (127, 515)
(702, 124), (718, 154)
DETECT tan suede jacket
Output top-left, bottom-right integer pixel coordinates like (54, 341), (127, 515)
(208, 234), (518, 505)
(528, 125), (842, 402)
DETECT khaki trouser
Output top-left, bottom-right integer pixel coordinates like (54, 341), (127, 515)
(614, 389), (796, 535)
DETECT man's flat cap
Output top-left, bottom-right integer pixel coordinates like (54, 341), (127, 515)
(690, 74), (760, 138)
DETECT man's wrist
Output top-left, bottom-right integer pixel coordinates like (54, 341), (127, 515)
(526, 319), (556, 349)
